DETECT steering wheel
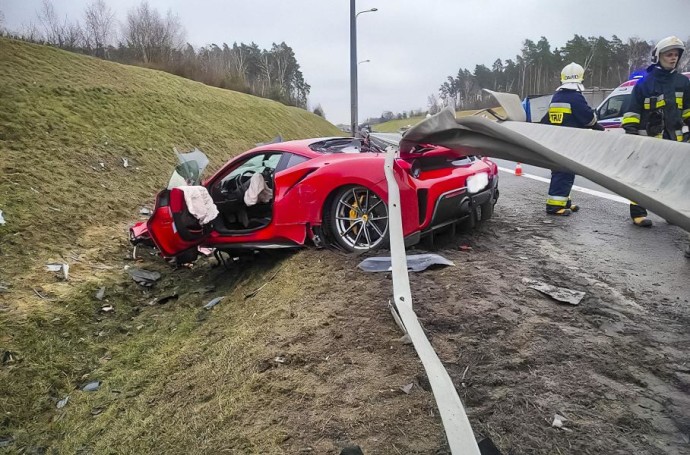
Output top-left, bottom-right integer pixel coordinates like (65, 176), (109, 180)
(233, 169), (256, 192)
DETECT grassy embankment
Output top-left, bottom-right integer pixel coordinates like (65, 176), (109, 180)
(0, 38), (365, 452)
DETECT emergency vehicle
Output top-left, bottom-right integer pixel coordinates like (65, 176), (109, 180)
(595, 72), (690, 130)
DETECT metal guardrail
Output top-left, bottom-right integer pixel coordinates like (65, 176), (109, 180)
(383, 146), (481, 455)
(401, 94), (690, 232)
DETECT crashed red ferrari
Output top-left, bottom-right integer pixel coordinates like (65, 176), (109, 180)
(131, 136), (499, 261)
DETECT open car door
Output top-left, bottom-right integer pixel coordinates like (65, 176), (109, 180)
(146, 149), (214, 257)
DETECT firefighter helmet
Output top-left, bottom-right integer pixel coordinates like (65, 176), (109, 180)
(561, 63), (585, 84)
(651, 36), (685, 66)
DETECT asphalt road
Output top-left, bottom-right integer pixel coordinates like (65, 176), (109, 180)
(497, 168), (690, 300)
(372, 132), (690, 304)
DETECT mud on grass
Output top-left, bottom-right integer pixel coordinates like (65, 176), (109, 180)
(1, 243), (448, 454)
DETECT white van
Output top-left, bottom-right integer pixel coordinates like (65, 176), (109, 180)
(595, 72), (690, 130)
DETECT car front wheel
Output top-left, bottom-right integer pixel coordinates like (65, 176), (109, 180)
(327, 185), (389, 252)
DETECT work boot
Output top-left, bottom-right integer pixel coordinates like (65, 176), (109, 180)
(547, 208), (572, 216)
(632, 216), (653, 227)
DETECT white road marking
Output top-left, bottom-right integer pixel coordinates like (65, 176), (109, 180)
(498, 166), (629, 204)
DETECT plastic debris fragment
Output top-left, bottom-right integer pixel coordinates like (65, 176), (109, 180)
(203, 296), (224, 310)
(358, 253), (455, 272)
(82, 381), (101, 392)
(522, 278), (585, 305)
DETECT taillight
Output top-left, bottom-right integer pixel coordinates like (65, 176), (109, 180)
(409, 159), (421, 178)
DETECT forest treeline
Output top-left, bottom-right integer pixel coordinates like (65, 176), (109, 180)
(0, 0), (311, 109)
(430, 35), (690, 112)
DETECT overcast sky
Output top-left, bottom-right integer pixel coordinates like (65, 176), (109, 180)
(3, 0), (690, 124)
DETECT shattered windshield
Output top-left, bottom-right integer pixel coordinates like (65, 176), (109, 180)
(167, 148), (209, 188)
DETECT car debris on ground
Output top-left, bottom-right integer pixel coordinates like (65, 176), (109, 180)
(357, 253), (455, 272)
(46, 263), (69, 281)
(203, 296), (224, 310)
(155, 293), (179, 305)
(56, 396), (69, 409)
(127, 268), (161, 287)
(81, 381), (101, 392)
(551, 413), (568, 429)
(522, 278), (585, 305)
(95, 287), (106, 301)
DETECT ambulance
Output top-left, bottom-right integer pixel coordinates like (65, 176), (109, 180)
(595, 72), (690, 131)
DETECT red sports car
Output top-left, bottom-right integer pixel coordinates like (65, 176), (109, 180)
(131, 136), (499, 261)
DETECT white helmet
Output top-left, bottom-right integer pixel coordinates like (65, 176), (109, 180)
(559, 62), (585, 91)
(561, 63), (585, 84)
(651, 36), (685, 66)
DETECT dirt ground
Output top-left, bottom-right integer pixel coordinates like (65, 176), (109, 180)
(3, 202), (689, 454)
(406, 210), (690, 455)
(111, 207), (689, 454)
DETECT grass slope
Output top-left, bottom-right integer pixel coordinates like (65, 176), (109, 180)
(1, 39), (442, 453)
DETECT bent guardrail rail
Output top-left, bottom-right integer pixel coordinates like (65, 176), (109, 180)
(384, 146), (481, 455)
(401, 92), (690, 232)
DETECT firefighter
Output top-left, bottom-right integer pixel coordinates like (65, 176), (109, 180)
(622, 36), (690, 229)
(542, 62), (602, 216)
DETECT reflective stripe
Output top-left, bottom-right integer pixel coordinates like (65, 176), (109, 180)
(676, 130), (684, 141)
(676, 92), (684, 109)
(549, 107), (572, 114)
(622, 112), (640, 125)
(546, 195), (569, 207)
(550, 102), (572, 109)
(643, 96), (666, 110)
(683, 109), (690, 120)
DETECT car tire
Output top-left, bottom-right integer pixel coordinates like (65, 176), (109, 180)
(326, 185), (389, 252)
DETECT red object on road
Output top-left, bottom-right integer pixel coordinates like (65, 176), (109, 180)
(515, 163), (523, 176)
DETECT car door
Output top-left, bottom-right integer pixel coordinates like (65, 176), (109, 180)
(597, 94), (630, 129)
(146, 151), (212, 257)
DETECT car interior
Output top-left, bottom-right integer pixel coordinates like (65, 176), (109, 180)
(209, 152), (281, 233)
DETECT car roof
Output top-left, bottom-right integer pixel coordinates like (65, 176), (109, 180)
(249, 136), (364, 155)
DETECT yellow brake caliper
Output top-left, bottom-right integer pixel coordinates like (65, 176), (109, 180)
(348, 195), (366, 234)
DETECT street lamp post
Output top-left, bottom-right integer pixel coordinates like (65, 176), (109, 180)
(350, 1), (377, 136)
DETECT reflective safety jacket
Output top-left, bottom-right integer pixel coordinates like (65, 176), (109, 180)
(541, 89), (597, 129)
(622, 65), (690, 141)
